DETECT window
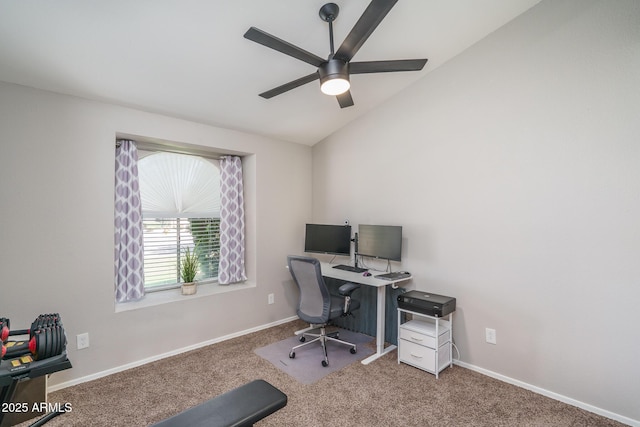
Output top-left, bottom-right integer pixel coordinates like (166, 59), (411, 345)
(138, 152), (220, 291)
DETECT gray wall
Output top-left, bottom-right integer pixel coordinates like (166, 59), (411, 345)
(312, 0), (639, 423)
(0, 81), (310, 386)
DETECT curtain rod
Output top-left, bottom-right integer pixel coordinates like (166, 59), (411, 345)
(116, 139), (232, 161)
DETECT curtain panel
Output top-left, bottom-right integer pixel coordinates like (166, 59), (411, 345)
(218, 156), (247, 284)
(114, 140), (145, 302)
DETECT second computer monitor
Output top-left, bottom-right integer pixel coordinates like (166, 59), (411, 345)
(357, 224), (402, 261)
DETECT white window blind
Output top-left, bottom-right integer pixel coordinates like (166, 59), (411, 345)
(138, 152), (221, 291)
(142, 217), (220, 288)
(139, 152), (220, 218)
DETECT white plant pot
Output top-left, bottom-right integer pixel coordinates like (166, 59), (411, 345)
(181, 282), (197, 295)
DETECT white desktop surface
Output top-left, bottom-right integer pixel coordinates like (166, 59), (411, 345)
(320, 263), (396, 287)
(320, 262), (412, 364)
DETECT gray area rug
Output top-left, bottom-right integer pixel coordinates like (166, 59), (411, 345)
(254, 328), (375, 384)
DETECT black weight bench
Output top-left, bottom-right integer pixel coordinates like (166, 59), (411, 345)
(152, 379), (287, 427)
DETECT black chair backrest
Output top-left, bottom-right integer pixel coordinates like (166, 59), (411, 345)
(287, 256), (331, 324)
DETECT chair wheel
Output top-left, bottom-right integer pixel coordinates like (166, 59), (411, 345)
(350, 347), (357, 354)
(299, 336), (306, 342)
(289, 351), (295, 359)
(322, 360), (328, 367)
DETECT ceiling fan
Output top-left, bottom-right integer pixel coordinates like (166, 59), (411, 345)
(244, 0), (428, 108)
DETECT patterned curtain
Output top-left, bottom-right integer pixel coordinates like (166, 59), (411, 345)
(114, 140), (145, 302)
(218, 156), (247, 284)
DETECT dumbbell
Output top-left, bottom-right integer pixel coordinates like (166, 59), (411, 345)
(2, 326), (63, 360)
(1, 313), (66, 360)
(1, 325), (66, 360)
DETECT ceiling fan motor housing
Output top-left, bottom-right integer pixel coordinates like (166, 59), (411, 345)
(319, 59), (349, 86)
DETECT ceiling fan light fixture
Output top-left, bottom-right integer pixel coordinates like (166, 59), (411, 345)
(319, 59), (350, 96)
(320, 76), (350, 96)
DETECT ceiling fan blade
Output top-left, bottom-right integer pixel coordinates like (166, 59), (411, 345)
(334, 0), (398, 62)
(259, 72), (319, 99)
(336, 90), (354, 108)
(244, 27), (325, 67)
(350, 58), (428, 74)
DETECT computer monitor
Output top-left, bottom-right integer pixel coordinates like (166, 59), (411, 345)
(304, 224), (352, 256)
(357, 224), (402, 261)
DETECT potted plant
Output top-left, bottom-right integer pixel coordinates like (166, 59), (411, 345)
(180, 246), (199, 295)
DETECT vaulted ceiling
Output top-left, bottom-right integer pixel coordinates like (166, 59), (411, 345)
(0, 0), (541, 145)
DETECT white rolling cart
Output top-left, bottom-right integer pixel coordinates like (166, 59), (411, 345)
(397, 307), (454, 378)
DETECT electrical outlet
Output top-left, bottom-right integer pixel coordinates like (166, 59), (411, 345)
(77, 332), (90, 350)
(485, 328), (497, 345)
(268, 293), (275, 305)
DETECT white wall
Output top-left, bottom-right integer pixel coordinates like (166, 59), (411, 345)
(0, 81), (310, 385)
(313, 0), (640, 423)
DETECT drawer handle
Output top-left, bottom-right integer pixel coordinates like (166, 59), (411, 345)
(410, 353), (423, 359)
(410, 336), (423, 342)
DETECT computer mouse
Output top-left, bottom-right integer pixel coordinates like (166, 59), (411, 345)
(363, 271), (372, 277)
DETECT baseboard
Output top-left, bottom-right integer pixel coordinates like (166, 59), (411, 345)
(48, 315), (298, 393)
(453, 360), (638, 427)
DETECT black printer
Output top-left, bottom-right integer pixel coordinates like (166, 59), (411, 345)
(397, 291), (456, 317)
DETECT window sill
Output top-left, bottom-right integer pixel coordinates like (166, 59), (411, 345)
(115, 281), (256, 313)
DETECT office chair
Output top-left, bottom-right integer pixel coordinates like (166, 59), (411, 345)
(287, 255), (361, 367)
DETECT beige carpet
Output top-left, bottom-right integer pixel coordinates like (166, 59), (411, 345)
(19, 319), (625, 427)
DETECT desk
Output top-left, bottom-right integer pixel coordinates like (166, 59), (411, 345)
(320, 262), (412, 364)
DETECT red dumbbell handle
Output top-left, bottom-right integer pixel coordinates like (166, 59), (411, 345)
(1, 336), (37, 359)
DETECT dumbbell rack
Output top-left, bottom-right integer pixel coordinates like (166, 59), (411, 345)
(0, 314), (72, 427)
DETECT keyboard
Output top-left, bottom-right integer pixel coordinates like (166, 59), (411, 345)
(375, 271), (411, 281)
(332, 264), (368, 273)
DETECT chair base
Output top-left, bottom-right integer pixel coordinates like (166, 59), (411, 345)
(289, 324), (357, 367)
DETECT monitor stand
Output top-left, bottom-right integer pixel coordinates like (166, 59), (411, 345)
(353, 232), (359, 268)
